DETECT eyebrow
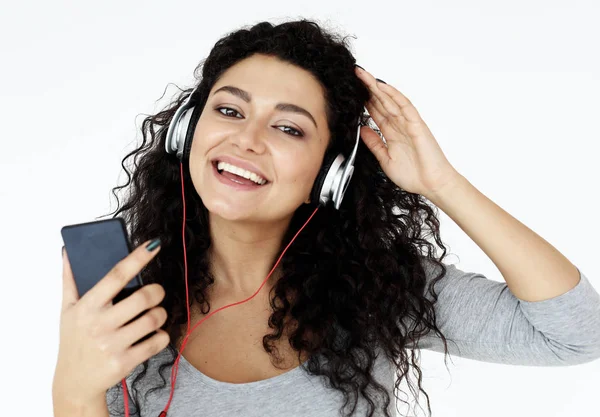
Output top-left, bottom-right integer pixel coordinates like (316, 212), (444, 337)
(212, 85), (318, 129)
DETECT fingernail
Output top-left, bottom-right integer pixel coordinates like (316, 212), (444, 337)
(146, 238), (161, 252)
(375, 78), (387, 84)
(61, 245), (65, 256)
(354, 64), (365, 71)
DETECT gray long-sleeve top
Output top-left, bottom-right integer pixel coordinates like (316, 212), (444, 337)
(108, 261), (600, 416)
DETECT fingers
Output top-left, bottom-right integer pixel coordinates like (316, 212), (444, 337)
(78, 239), (162, 311)
(355, 67), (405, 127)
(106, 283), (166, 329)
(363, 99), (394, 134)
(376, 82), (423, 123)
(125, 329), (171, 367)
(362, 99), (413, 153)
(354, 66), (423, 129)
(61, 246), (80, 311)
(116, 305), (169, 350)
(359, 125), (390, 168)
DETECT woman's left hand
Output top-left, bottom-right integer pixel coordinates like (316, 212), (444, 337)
(355, 66), (462, 198)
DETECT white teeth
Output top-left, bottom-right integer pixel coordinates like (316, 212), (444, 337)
(216, 161), (267, 185)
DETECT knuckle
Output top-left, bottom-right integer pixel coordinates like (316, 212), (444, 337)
(156, 308), (168, 326)
(135, 247), (148, 262)
(388, 108), (401, 118)
(73, 309), (91, 331)
(379, 116), (390, 128)
(137, 286), (155, 307)
(107, 354), (127, 376)
(157, 307), (168, 324)
(145, 310), (161, 329)
(88, 321), (103, 338)
(96, 336), (111, 353)
(111, 264), (128, 283)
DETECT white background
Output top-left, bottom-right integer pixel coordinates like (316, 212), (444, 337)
(1, 0), (599, 416)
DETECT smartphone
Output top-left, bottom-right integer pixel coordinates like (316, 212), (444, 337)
(61, 218), (156, 345)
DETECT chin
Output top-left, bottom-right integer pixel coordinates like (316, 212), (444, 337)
(203, 196), (303, 226)
(202, 196), (262, 222)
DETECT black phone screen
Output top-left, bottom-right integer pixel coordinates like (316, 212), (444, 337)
(61, 218), (156, 345)
(61, 218), (143, 304)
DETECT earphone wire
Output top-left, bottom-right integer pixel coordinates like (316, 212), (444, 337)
(122, 160), (320, 417)
(123, 94), (359, 416)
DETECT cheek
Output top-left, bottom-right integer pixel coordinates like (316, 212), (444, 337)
(189, 113), (220, 153)
(188, 125), (220, 165)
(284, 158), (322, 190)
(190, 124), (209, 154)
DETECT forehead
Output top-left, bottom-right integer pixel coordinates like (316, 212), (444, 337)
(218, 54), (322, 92)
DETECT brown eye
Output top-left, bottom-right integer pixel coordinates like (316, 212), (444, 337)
(216, 106), (303, 138)
(216, 107), (242, 118)
(277, 125), (303, 137)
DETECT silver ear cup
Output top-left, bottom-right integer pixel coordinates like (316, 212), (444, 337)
(165, 86), (201, 160)
(165, 106), (195, 160)
(318, 154), (345, 206)
(330, 117), (362, 209)
(333, 164), (354, 210)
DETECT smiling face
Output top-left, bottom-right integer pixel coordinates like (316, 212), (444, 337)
(188, 53), (331, 224)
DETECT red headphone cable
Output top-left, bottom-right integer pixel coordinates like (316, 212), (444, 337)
(122, 161), (319, 417)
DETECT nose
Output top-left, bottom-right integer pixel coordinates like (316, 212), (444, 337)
(231, 121), (267, 154)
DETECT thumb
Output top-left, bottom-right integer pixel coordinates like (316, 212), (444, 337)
(360, 126), (390, 168)
(61, 246), (80, 311)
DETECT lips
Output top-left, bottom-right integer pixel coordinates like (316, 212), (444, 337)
(212, 161), (266, 185)
(210, 155), (269, 182)
(212, 160), (269, 191)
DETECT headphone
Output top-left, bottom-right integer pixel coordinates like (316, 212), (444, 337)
(165, 86), (363, 210)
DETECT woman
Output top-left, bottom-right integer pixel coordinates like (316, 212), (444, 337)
(53, 19), (600, 417)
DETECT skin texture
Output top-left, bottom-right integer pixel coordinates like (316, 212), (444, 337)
(188, 54), (331, 295)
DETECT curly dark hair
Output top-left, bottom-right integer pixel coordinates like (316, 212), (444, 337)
(103, 18), (452, 417)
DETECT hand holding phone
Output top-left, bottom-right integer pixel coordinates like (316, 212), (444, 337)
(52, 236), (170, 407)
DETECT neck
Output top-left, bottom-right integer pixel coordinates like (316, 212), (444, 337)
(207, 213), (293, 297)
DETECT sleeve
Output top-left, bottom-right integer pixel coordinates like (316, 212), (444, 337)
(413, 258), (600, 366)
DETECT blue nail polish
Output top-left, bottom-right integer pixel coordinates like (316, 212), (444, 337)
(146, 238), (161, 252)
